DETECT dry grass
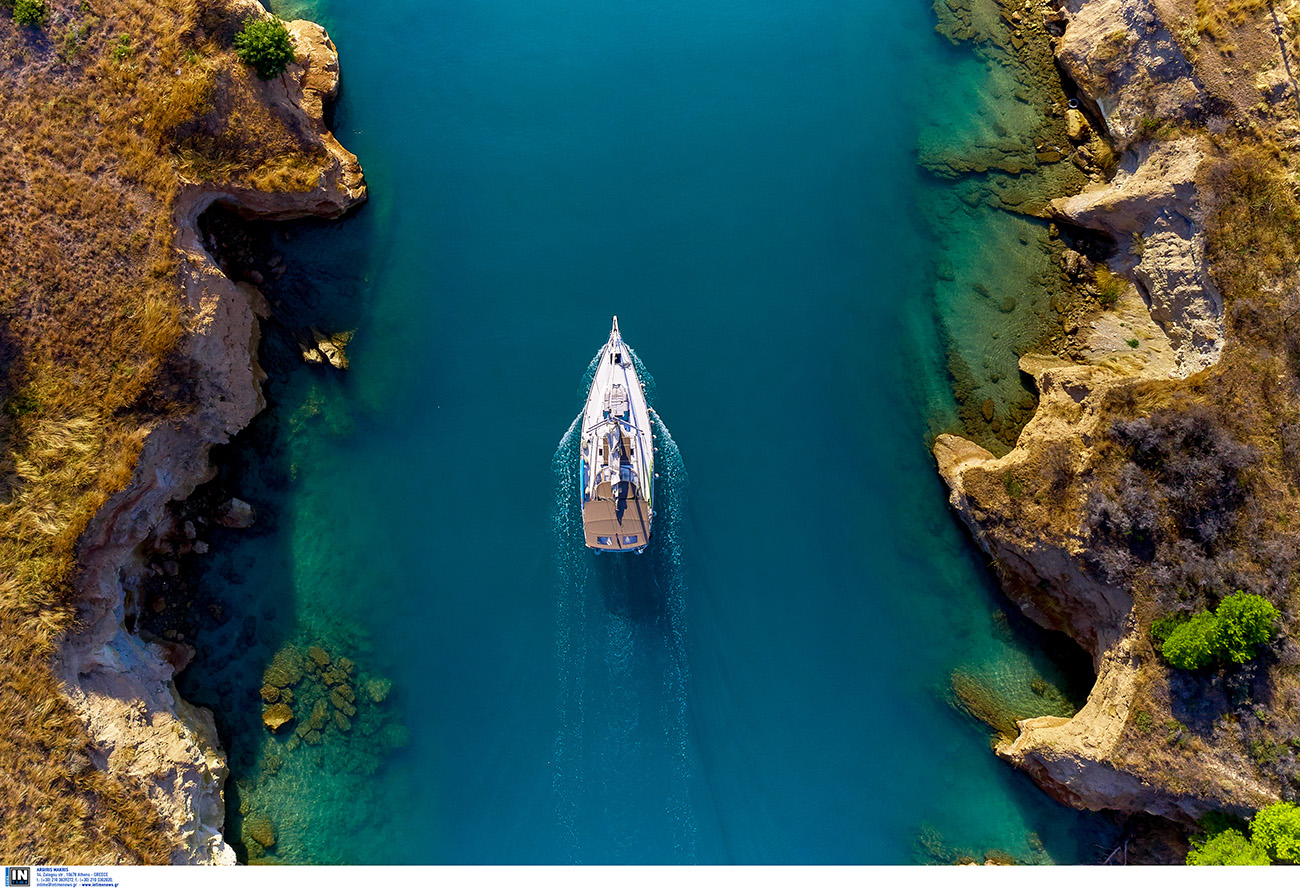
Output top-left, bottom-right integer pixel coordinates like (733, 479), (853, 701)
(1201, 140), (1300, 300)
(1196, 0), (1270, 42)
(0, 0), (329, 862)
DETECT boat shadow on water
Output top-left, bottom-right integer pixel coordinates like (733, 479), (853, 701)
(592, 546), (672, 625)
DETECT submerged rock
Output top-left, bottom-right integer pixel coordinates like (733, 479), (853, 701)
(307, 700), (330, 732)
(262, 704), (294, 732)
(217, 498), (256, 528)
(379, 723), (410, 749)
(245, 814), (276, 849)
(331, 692), (357, 718)
(365, 677), (392, 703)
(309, 328), (353, 370)
(263, 646), (305, 688)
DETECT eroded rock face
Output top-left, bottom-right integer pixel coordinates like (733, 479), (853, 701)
(1057, 0), (1204, 149)
(56, 5), (365, 865)
(997, 632), (1279, 819)
(936, 356), (1137, 661)
(932, 0), (1294, 834)
(935, 355), (1278, 819)
(1053, 139), (1222, 375)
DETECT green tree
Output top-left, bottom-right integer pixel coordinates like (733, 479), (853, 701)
(1161, 611), (1219, 670)
(1251, 801), (1300, 863)
(1186, 828), (1271, 865)
(1214, 592), (1279, 664)
(12, 0), (48, 26)
(233, 16), (295, 80)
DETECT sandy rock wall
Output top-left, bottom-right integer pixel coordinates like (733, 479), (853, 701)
(932, 0), (1278, 823)
(1053, 138), (1223, 375)
(935, 355), (1136, 663)
(1057, 0), (1204, 148)
(55, 12), (365, 864)
(997, 631), (1279, 819)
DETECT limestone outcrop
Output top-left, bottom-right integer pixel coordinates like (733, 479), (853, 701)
(1053, 138), (1222, 375)
(998, 632), (1278, 819)
(936, 348), (1283, 818)
(935, 355), (1137, 663)
(55, 6), (365, 865)
(1056, 0), (1203, 149)
(933, 0), (1294, 825)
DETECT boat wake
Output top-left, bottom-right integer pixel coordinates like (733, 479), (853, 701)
(551, 349), (697, 862)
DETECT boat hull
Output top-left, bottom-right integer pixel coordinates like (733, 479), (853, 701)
(579, 319), (653, 553)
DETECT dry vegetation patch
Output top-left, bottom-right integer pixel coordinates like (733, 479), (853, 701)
(949, 134), (1300, 807)
(1057, 139), (1300, 797)
(0, 0), (329, 861)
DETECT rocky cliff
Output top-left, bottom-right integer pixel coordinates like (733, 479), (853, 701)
(935, 0), (1300, 825)
(54, 11), (365, 863)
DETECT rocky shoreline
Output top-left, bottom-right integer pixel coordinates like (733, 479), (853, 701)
(935, 0), (1300, 831)
(54, 8), (365, 863)
(44, 0), (1299, 863)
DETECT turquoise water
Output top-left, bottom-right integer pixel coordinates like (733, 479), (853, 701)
(176, 0), (1120, 863)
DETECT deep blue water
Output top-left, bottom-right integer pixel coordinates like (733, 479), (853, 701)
(177, 0), (1118, 863)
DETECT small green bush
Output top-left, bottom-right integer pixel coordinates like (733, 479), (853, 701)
(1151, 615), (1182, 645)
(112, 34), (133, 61)
(12, 0), (49, 26)
(1251, 802), (1300, 863)
(1187, 828), (1271, 865)
(1214, 592), (1279, 664)
(59, 20), (94, 63)
(1158, 592), (1278, 670)
(1162, 612), (1220, 670)
(233, 16), (296, 80)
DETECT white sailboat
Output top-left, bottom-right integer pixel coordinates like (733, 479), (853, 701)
(579, 316), (654, 553)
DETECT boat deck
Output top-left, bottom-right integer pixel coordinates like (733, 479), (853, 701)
(582, 485), (651, 551)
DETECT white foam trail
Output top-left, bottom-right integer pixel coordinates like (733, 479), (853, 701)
(551, 354), (697, 863)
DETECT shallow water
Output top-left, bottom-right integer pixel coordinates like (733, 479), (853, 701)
(176, 0), (1119, 863)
